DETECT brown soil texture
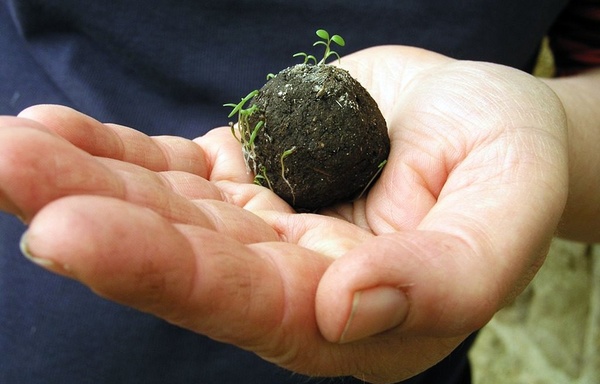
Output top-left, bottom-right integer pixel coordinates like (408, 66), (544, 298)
(247, 64), (390, 211)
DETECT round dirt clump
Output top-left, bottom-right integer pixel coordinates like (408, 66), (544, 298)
(246, 63), (390, 212)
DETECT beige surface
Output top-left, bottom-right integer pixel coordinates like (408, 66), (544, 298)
(470, 239), (600, 384)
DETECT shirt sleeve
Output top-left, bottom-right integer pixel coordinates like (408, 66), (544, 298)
(549, 0), (600, 75)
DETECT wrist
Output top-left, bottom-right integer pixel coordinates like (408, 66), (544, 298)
(541, 69), (600, 242)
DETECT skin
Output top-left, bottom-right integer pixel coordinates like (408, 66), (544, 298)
(1, 46), (598, 383)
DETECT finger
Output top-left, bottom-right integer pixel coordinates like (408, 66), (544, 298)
(0, 123), (280, 242)
(256, 210), (374, 259)
(94, 160), (280, 242)
(316, 231), (496, 343)
(18, 104), (209, 175)
(0, 117), (46, 216)
(15, 105), (293, 214)
(97, 156), (294, 215)
(20, 195), (329, 363)
(193, 126), (254, 184)
(215, 180), (295, 213)
(0, 123), (197, 223)
(20, 195), (464, 382)
(192, 127), (295, 212)
(0, 122), (123, 220)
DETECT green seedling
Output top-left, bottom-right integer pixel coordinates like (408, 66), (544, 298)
(292, 52), (318, 65)
(224, 90), (258, 119)
(224, 90), (263, 173)
(224, 92), (297, 200)
(279, 146), (297, 205)
(293, 29), (345, 65)
(254, 165), (272, 189)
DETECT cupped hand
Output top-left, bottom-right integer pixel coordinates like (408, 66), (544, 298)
(0, 46), (568, 383)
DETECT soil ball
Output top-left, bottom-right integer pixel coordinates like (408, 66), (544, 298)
(246, 63), (390, 211)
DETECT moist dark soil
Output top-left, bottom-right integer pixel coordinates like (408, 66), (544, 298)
(246, 63), (390, 211)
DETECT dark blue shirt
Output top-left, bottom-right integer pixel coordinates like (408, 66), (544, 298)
(0, 1), (568, 383)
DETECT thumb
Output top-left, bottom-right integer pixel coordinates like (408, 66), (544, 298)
(315, 229), (546, 344)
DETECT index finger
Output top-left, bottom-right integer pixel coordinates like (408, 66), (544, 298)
(18, 104), (209, 176)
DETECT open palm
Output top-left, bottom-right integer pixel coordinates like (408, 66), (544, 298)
(0, 46), (568, 383)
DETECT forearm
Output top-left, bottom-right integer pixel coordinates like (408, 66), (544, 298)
(542, 68), (600, 242)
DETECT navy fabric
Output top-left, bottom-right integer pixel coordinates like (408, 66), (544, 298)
(0, 1), (567, 383)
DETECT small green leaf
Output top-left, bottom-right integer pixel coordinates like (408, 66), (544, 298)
(331, 35), (345, 47)
(248, 120), (264, 146)
(329, 51), (342, 63)
(315, 29), (329, 41)
(293, 52), (317, 65)
(293, 52), (308, 61)
(224, 102), (243, 118)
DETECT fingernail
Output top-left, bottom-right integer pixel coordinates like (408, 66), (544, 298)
(19, 231), (56, 268)
(339, 286), (408, 343)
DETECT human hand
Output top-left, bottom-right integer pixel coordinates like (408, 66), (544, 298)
(0, 46), (568, 383)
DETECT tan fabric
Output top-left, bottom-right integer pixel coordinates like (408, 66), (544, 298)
(471, 239), (600, 384)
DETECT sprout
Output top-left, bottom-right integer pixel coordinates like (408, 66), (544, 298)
(294, 29), (345, 65)
(223, 90), (263, 173)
